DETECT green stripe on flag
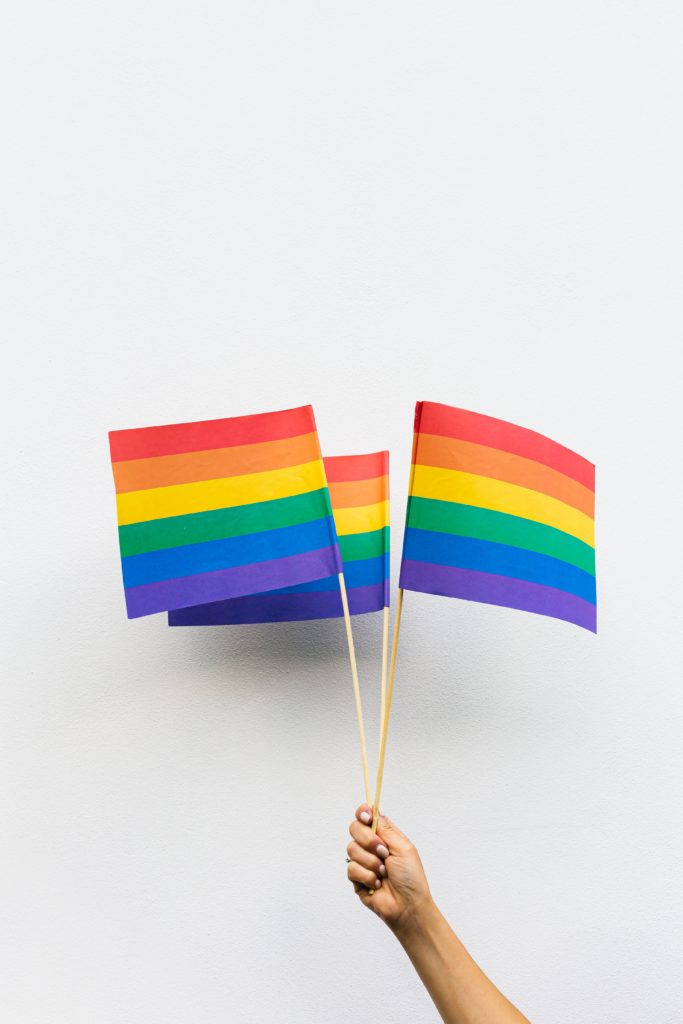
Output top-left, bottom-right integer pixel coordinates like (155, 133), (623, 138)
(118, 489), (333, 557)
(339, 527), (389, 563)
(406, 496), (595, 575)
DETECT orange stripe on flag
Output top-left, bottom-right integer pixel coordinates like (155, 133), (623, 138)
(416, 434), (595, 518)
(112, 432), (321, 494)
(328, 475), (389, 509)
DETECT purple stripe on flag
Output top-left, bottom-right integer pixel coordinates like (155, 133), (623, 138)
(124, 545), (341, 618)
(400, 559), (597, 632)
(168, 582), (385, 625)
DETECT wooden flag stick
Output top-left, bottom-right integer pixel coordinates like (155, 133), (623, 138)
(372, 588), (404, 831)
(338, 572), (372, 805)
(379, 605), (390, 741)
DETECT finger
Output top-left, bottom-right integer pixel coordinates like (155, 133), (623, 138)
(347, 860), (382, 890)
(355, 804), (373, 825)
(376, 814), (412, 855)
(352, 882), (376, 904)
(349, 820), (391, 861)
(346, 840), (383, 874)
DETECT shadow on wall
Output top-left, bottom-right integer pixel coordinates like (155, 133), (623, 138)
(160, 597), (594, 747)
(168, 608), (379, 667)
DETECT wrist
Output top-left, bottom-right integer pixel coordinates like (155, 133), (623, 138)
(391, 895), (441, 945)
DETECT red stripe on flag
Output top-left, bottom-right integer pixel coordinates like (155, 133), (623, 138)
(324, 451), (389, 482)
(109, 405), (318, 462)
(415, 402), (594, 490)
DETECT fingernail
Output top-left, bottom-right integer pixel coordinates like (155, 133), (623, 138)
(374, 878), (382, 887)
(360, 811), (371, 824)
(376, 844), (389, 859)
(379, 863), (387, 877)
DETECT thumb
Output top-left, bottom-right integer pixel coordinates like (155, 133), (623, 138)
(376, 814), (412, 855)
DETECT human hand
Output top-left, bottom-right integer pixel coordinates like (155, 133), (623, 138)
(346, 807), (531, 1024)
(346, 805), (433, 932)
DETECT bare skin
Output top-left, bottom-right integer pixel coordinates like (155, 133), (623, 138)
(347, 805), (530, 1024)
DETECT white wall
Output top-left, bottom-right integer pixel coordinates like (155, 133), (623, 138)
(3, 3), (681, 1021)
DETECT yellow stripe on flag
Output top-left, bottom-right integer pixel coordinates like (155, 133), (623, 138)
(116, 460), (328, 526)
(411, 465), (594, 547)
(334, 500), (390, 537)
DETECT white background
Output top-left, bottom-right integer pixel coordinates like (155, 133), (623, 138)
(2, 3), (682, 1021)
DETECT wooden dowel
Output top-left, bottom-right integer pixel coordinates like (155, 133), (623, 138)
(372, 588), (404, 831)
(379, 605), (390, 743)
(338, 573), (372, 805)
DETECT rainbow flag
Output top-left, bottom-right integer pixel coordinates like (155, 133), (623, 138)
(168, 451), (390, 624)
(399, 402), (596, 632)
(109, 405), (342, 618)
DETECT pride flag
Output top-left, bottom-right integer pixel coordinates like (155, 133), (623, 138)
(168, 451), (390, 624)
(109, 405), (342, 618)
(399, 402), (596, 632)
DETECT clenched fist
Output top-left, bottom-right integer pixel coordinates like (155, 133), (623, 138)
(346, 804), (433, 932)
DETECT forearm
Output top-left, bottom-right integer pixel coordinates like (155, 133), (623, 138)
(392, 900), (530, 1024)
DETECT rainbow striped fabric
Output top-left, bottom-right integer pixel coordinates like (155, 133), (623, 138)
(168, 451), (390, 624)
(399, 402), (596, 632)
(109, 406), (342, 618)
